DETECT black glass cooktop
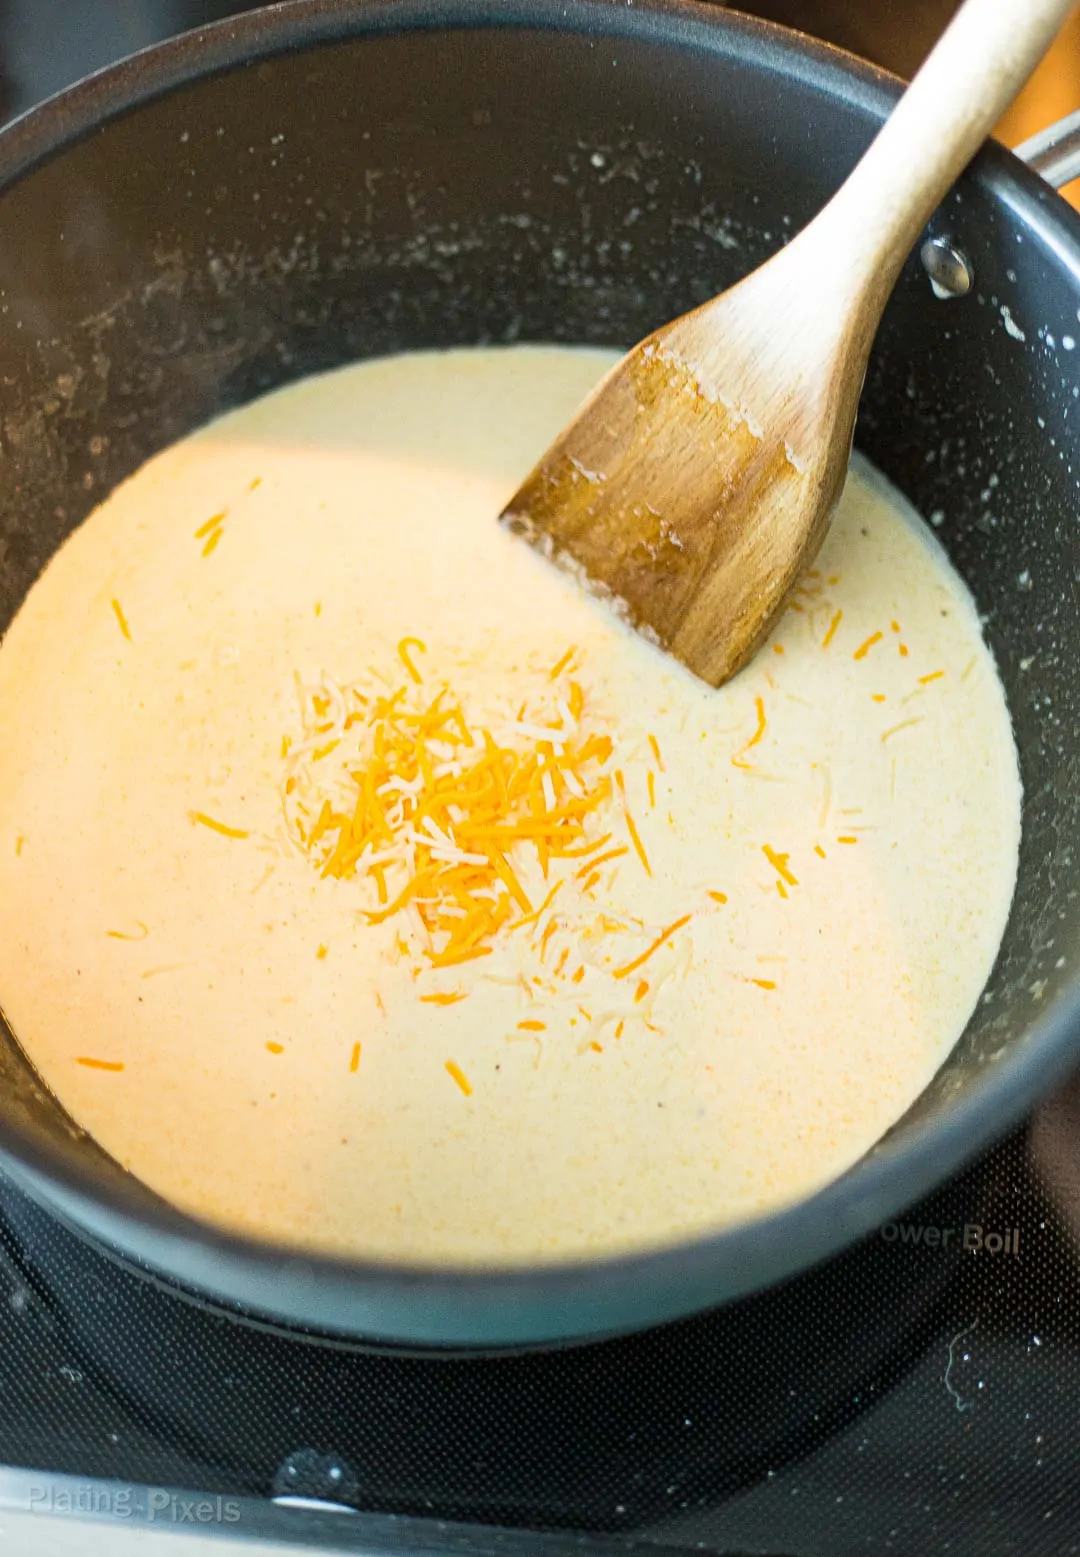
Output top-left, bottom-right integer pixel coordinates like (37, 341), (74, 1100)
(1, 3), (1077, 1555)
(2, 1098), (1080, 1554)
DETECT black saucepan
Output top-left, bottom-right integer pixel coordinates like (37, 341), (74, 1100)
(0, 0), (1077, 1348)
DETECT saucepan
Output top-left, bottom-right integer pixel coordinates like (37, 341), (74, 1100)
(0, 0), (1077, 1348)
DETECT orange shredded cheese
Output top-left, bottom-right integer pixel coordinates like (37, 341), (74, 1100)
(517, 1019), (546, 1032)
(110, 598), (132, 642)
(559, 833), (612, 860)
(189, 811), (249, 840)
(613, 914), (692, 980)
(871, 693), (887, 703)
(510, 880), (563, 931)
(589, 1041), (603, 1054)
(266, 1041), (284, 1055)
(282, 654), (617, 968)
(899, 643), (909, 658)
(445, 1059), (472, 1096)
(427, 944), (493, 970)
(571, 966), (586, 984)
(837, 835), (858, 845)
(106, 922), (149, 941)
(576, 846), (628, 878)
(891, 620), (901, 634)
(647, 771), (656, 809)
(648, 734), (665, 770)
(634, 980), (649, 1003)
(420, 991), (466, 1005)
(539, 919), (560, 958)
(615, 770), (652, 877)
(853, 631), (883, 661)
(14, 836), (25, 857)
(397, 636), (427, 684)
(777, 880), (788, 899)
(707, 890), (728, 904)
(918, 670), (945, 685)
(732, 696), (768, 769)
(762, 845), (798, 887)
(814, 845), (827, 859)
(194, 512), (226, 539)
(316, 944), (328, 960)
(750, 978), (776, 991)
(349, 1041), (362, 1072)
(201, 529), (223, 559)
(76, 1057), (124, 1072)
(549, 645), (577, 680)
(773, 643), (785, 656)
(822, 609), (843, 649)
(615, 1021), (625, 1039)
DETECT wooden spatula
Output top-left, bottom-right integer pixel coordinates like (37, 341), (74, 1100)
(501, 0), (1074, 687)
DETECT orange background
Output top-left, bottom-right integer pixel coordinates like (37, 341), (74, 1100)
(995, 5), (1080, 206)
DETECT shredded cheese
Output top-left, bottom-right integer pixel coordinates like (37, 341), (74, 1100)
(881, 719), (922, 744)
(106, 921), (149, 941)
(822, 609), (842, 649)
(281, 649), (617, 969)
(445, 1059), (472, 1096)
(613, 914), (692, 980)
(762, 845), (798, 887)
(189, 811), (249, 841)
(110, 599), (132, 642)
(615, 770), (652, 877)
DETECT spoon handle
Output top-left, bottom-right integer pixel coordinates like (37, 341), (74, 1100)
(821, 0), (1075, 310)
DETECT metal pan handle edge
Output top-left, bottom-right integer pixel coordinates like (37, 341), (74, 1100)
(1014, 107), (1080, 188)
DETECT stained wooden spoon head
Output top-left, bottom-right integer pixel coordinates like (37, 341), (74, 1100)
(501, 0), (1076, 687)
(500, 256), (859, 688)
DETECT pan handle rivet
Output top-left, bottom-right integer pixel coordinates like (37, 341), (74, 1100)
(920, 236), (974, 299)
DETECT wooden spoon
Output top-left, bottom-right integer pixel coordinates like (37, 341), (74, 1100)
(501, 0), (1075, 687)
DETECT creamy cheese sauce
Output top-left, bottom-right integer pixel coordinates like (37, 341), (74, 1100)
(0, 346), (1021, 1264)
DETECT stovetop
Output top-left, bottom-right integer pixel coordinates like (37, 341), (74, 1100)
(3, 3), (1080, 1554)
